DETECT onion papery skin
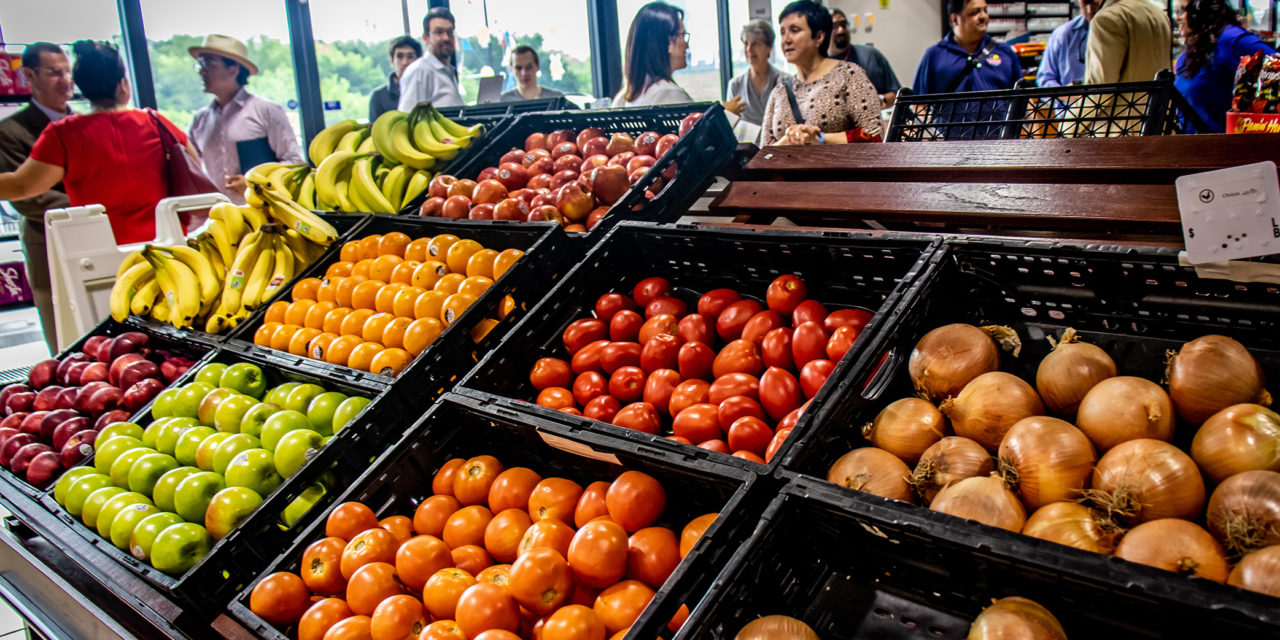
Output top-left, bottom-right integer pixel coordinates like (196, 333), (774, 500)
(1115, 518), (1230, 582)
(966, 597), (1068, 640)
(1206, 469), (1280, 558)
(1090, 439), (1205, 524)
(1168, 335), (1271, 426)
(941, 372), (1045, 453)
(827, 447), (915, 503)
(1022, 502), (1121, 555)
(910, 437), (995, 505)
(1035, 329), (1116, 417)
(1191, 404), (1280, 484)
(998, 416), (1097, 509)
(910, 324), (1001, 401)
(931, 475), (1027, 533)
(1229, 545), (1280, 597)
(863, 398), (948, 465)
(736, 615), (821, 640)
(1075, 376), (1175, 452)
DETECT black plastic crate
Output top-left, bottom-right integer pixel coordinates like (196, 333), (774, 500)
(225, 215), (577, 408)
(456, 222), (941, 474)
(228, 391), (761, 640)
(678, 476), (1280, 638)
(437, 96), (577, 126)
(32, 346), (391, 616)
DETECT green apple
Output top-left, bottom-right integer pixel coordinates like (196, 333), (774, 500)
(332, 396), (371, 433)
(93, 436), (145, 474)
(152, 466), (197, 513)
(97, 422), (144, 444)
(54, 467), (102, 506)
(194, 362), (228, 387)
(150, 388), (179, 420)
(204, 486), (263, 540)
(274, 429), (325, 478)
(195, 432), (232, 471)
(279, 481), (327, 528)
(108, 447), (155, 488)
(303, 391), (347, 436)
(150, 522), (212, 575)
(196, 387), (238, 427)
(141, 417), (175, 449)
(96, 491), (152, 538)
(109, 502), (160, 550)
(126, 452), (179, 496)
(239, 402), (281, 438)
(283, 383), (326, 414)
(64, 473), (113, 516)
(80, 486), (127, 530)
(173, 426), (216, 467)
(224, 449), (282, 496)
(130, 512), (184, 563)
(260, 410), (312, 451)
(221, 363), (268, 400)
(173, 471), (225, 523)
(213, 433), (261, 475)
(213, 394), (256, 434)
(172, 382), (215, 419)
(155, 417), (199, 456)
(263, 382), (300, 406)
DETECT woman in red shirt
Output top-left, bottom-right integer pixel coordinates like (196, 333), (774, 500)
(0, 40), (202, 245)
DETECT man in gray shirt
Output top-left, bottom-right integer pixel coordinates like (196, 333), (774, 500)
(369, 36), (422, 121)
(500, 46), (565, 102)
(398, 7), (465, 110)
(829, 8), (902, 107)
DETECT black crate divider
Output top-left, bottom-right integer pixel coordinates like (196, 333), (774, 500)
(455, 221), (942, 475)
(228, 391), (763, 640)
(779, 236), (1280, 631)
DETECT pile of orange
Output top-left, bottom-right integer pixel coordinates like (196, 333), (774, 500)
(251, 231), (523, 377)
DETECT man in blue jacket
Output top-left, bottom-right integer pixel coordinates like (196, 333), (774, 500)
(913, 0), (1023, 95)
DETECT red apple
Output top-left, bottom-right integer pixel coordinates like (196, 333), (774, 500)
(680, 112), (703, 136)
(565, 224), (586, 233)
(0, 384), (31, 411)
(51, 416), (90, 450)
(39, 409), (79, 440)
(528, 157), (555, 177)
(525, 133), (547, 151)
(605, 133), (635, 156)
(471, 179), (509, 205)
(547, 129), (576, 147)
(0, 414), (25, 431)
(627, 155), (656, 174)
(419, 196), (446, 217)
(477, 167), (499, 184)
(580, 154), (609, 174)
(576, 128), (605, 149)
(552, 155), (581, 175)
(551, 141), (578, 159)
(550, 169), (580, 190)
(83, 386), (123, 417)
(117, 359), (159, 391)
(530, 193), (556, 209)
(61, 431), (97, 468)
(582, 136), (609, 157)
(18, 412), (47, 437)
(526, 205), (563, 223)
(29, 359), (60, 389)
(429, 174), (458, 199)
(0, 427), (18, 452)
(74, 382), (112, 413)
(447, 179), (477, 199)
(0, 433), (37, 467)
(586, 207), (609, 230)
(11, 443), (52, 476)
(527, 175), (553, 193)
(635, 131), (661, 157)
(607, 152), (635, 168)
(123, 378), (165, 412)
(25, 451), (61, 488)
(495, 163), (530, 191)
(442, 195), (472, 219)
(94, 410), (131, 431)
(160, 356), (195, 383)
(468, 203), (496, 220)
(106, 333), (149, 363)
(32, 386), (63, 412)
(522, 148), (552, 168)
(79, 362), (109, 385)
(510, 188), (536, 205)
(590, 165), (630, 205)
(108, 353), (145, 386)
(5, 393), (34, 415)
(629, 168), (650, 186)
(578, 171), (593, 189)
(556, 182), (595, 222)
(57, 354), (92, 385)
(501, 148), (526, 165)
(493, 198), (528, 221)
(82, 336), (110, 362)
(656, 134), (679, 159)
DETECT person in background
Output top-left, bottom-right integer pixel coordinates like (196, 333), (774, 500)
(614, 2), (696, 107)
(188, 34), (303, 204)
(1174, 0), (1276, 132)
(1084, 0), (1172, 84)
(1037, 0), (1101, 87)
(399, 7), (464, 110)
(727, 20), (788, 127)
(913, 0), (1023, 95)
(829, 8), (901, 107)
(0, 41), (200, 245)
(501, 46), (565, 102)
(0, 43), (73, 350)
(369, 36), (422, 121)
(760, 1), (884, 146)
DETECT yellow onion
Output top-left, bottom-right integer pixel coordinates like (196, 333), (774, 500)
(1088, 439), (1205, 525)
(862, 398), (948, 465)
(1206, 469), (1280, 558)
(931, 474), (1026, 532)
(827, 447), (914, 503)
(1022, 502), (1121, 555)
(1191, 404), (1280, 484)
(909, 324), (1020, 401)
(910, 437), (995, 505)
(1168, 335), (1271, 426)
(1115, 518), (1229, 582)
(736, 615), (821, 640)
(967, 596), (1067, 640)
(1035, 328), (1116, 416)
(1229, 545), (1280, 597)
(1075, 376), (1174, 452)
(941, 372), (1045, 452)
(998, 416), (1097, 509)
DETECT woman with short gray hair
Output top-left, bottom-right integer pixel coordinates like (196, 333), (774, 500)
(727, 19), (790, 129)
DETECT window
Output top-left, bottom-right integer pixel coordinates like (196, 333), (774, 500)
(729, 1), (787, 80)
(309, 1), (410, 125)
(1, 0), (122, 114)
(616, 0), (723, 101)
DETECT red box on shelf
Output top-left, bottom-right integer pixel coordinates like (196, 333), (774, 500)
(1226, 111), (1280, 134)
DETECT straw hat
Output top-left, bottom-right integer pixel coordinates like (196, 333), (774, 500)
(188, 34), (259, 76)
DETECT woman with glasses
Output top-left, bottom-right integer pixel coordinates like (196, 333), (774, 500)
(613, 2), (696, 107)
(1173, 0), (1276, 133)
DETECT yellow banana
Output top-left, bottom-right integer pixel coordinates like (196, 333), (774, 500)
(205, 312), (230, 334)
(352, 157), (397, 213)
(356, 134), (375, 154)
(151, 299), (170, 324)
(239, 205), (267, 231)
(425, 114), (470, 148)
(308, 119), (358, 165)
(402, 170), (432, 209)
(261, 235), (294, 302)
(409, 119), (459, 161)
(116, 250), (145, 280)
(221, 230), (264, 312)
(156, 245), (220, 306)
(429, 105), (485, 139)
(129, 278), (160, 317)
(336, 129), (363, 154)
(335, 177), (356, 213)
(199, 234), (226, 276)
(370, 110), (405, 161)
(145, 249), (198, 329)
(205, 219), (236, 266)
(394, 120), (441, 169)
(314, 150), (359, 210)
(245, 162), (287, 187)
(298, 172), (317, 211)
(381, 165), (410, 210)
(210, 202), (246, 241)
(261, 190), (341, 244)
(110, 261), (154, 322)
(240, 241), (276, 311)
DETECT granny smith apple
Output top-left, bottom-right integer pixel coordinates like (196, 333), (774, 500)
(152, 466), (197, 513)
(171, 382), (215, 419)
(204, 486), (263, 540)
(97, 422), (144, 444)
(239, 402), (280, 438)
(196, 387), (237, 427)
(279, 482), (327, 528)
(194, 432), (232, 471)
(213, 394), (256, 434)
(93, 436), (145, 474)
(173, 426), (216, 467)
(273, 429), (325, 478)
(108, 502), (159, 550)
(150, 522), (212, 575)
(64, 473), (113, 516)
(221, 363), (267, 399)
(150, 388), (179, 420)
(332, 396), (371, 433)
(126, 452), (179, 495)
(213, 433), (261, 475)
(141, 417), (174, 449)
(263, 382), (300, 406)
(80, 485), (127, 530)
(155, 417), (199, 456)
(283, 383), (325, 414)
(194, 362), (228, 387)
(108, 447), (155, 488)
(96, 491), (152, 538)
(54, 467), (102, 506)
(303, 391), (346, 436)
(224, 449), (282, 496)
(129, 512), (184, 563)
(260, 410), (312, 451)
(173, 471), (225, 523)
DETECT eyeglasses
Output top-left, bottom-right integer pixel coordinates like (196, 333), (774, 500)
(678, 32), (690, 44)
(194, 55), (227, 71)
(430, 28), (456, 38)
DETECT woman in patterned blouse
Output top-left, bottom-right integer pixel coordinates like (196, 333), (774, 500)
(761, 1), (884, 146)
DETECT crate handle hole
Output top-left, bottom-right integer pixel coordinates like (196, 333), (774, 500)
(901, 617), (917, 629)
(873, 608), (891, 618)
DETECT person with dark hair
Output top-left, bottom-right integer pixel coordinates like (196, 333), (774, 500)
(501, 46), (565, 102)
(370, 36), (422, 121)
(727, 20), (789, 128)
(1174, 0), (1275, 132)
(188, 34), (303, 204)
(1084, 0), (1171, 84)
(760, 1), (883, 146)
(0, 40), (202, 245)
(1037, 0), (1100, 87)
(613, 2), (695, 107)
(829, 8), (901, 107)
(913, 0), (1022, 95)
(399, 7), (464, 110)
(0, 42), (73, 349)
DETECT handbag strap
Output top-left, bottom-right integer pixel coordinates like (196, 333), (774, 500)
(782, 77), (805, 125)
(144, 108), (176, 158)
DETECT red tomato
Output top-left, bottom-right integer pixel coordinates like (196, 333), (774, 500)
(765, 427), (793, 463)
(791, 322), (828, 369)
(327, 502), (379, 541)
(766, 275), (808, 314)
(536, 387), (576, 410)
(642, 369), (682, 415)
(583, 395), (622, 422)
(530, 358), (573, 391)
(298, 598), (351, 640)
(645, 297), (687, 319)
(455, 582), (520, 638)
(575, 481), (612, 529)
(728, 416), (774, 455)
(824, 308), (873, 333)
(490, 468), (543, 514)
(676, 341), (715, 380)
(607, 366), (645, 403)
(668, 380), (711, 416)
(759, 367), (803, 421)
(676, 314), (712, 345)
(717, 395), (765, 430)
(715, 300), (762, 341)
(733, 450), (766, 464)
(708, 373), (760, 404)
(432, 460), (465, 498)
(599, 342), (642, 374)
(250, 572), (311, 625)
(740, 311), (783, 346)
(672, 404), (721, 443)
(562, 408), (583, 416)
(625, 527), (681, 589)
(712, 339), (764, 378)
(300, 537), (347, 596)
(826, 326), (859, 362)
(760, 327), (795, 371)
(608, 311), (644, 342)
(788, 298), (826, 327)
(563, 319), (608, 355)
(632, 277), (671, 307)
(638, 314), (679, 344)
(347, 562), (406, 616)
(573, 371), (608, 406)
(698, 439), (730, 453)
(799, 359), (835, 398)
(639, 334), (681, 372)
(612, 402), (660, 434)
(571, 340), (611, 374)
(593, 580), (655, 634)
(777, 406), (803, 432)
(666, 435), (693, 445)
(595, 293), (637, 322)
(605, 471), (666, 532)
(567, 521), (629, 588)
(696, 288), (741, 321)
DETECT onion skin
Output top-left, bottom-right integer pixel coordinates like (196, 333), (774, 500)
(863, 398), (948, 465)
(910, 437), (995, 505)
(1168, 335), (1271, 426)
(910, 324), (1002, 401)
(931, 475), (1027, 533)
(1206, 469), (1280, 558)
(1115, 518), (1230, 582)
(1035, 328), (1116, 416)
(736, 615), (821, 640)
(941, 372), (1045, 452)
(998, 416), (1097, 509)
(967, 597), (1067, 640)
(1022, 502), (1120, 555)
(1191, 404), (1280, 484)
(827, 447), (915, 503)
(1075, 376), (1175, 452)
(1089, 439), (1205, 524)
(1229, 546), (1280, 597)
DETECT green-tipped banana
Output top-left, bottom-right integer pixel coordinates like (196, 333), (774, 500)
(335, 129), (363, 155)
(298, 171), (317, 211)
(394, 120), (441, 169)
(221, 230), (265, 312)
(371, 110), (405, 160)
(110, 261), (154, 322)
(402, 170), (432, 208)
(381, 165), (410, 210)
(314, 150), (359, 211)
(425, 114), (470, 148)
(335, 177), (356, 213)
(308, 119), (358, 165)
(429, 104), (485, 139)
(409, 119), (460, 160)
(352, 157), (397, 213)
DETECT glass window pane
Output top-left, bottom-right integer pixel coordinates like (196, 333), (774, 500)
(309, 1), (409, 125)
(1, 1), (121, 114)
(616, 0), (722, 101)
(728, 3), (787, 79)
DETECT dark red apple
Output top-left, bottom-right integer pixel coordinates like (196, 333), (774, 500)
(160, 356), (195, 383)
(5, 393), (34, 415)
(11, 443), (52, 476)
(495, 163), (530, 191)
(493, 198), (528, 221)
(419, 196), (446, 217)
(605, 133), (635, 156)
(82, 335), (110, 362)
(522, 148), (551, 168)
(442, 195), (472, 219)
(0, 427), (19, 453)
(1, 433), (38, 467)
(39, 409), (79, 440)
(51, 417), (90, 450)
(0, 384), (31, 410)
(656, 134), (679, 159)
(582, 136), (609, 157)
(122, 378), (165, 412)
(56, 354), (91, 385)
(586, 207), (609, 230)
(556, 182), (595, 222)
(27, 359), (59, 389)
(55, 388), (78, 410)
(61, 432), (96, 468)
(25, 451), (61, 488)
(471, 179), (509, 205)
(526, 205), (563, 223)
(550, 169), (580, 190)
(591, 165), (631, 205)
(32, 386), (63, 412)
(500, 148), (526, 165)
(94, 410), (132, 431)
(547, 129), (576, 147)
(108, 353), (145, 386)
(525, 133), (547, 151)
(19, 412), (48, 437)
(0, 414), (25, 431)
(106, 332), (149, 363)
(468, 203), (496, 220)
(529, 157), (556, 176)
(66, 361), (92, 387)
(83, 386), (123, 417)
(74, 382), (112, 413)
(607, 152), (635, 168)
(576, 128), (605, 149)
(78, 362), (109, 385)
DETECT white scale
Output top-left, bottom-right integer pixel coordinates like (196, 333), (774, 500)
(1176, 161), (1280, 265)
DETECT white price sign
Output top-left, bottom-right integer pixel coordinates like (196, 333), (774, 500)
(1175, 161), (1280, 264)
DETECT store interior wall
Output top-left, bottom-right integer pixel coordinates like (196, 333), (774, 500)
(827, 0), (944, 89)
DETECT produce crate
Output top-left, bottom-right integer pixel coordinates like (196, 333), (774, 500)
(678, 475), (1280, 638)
(456, 222), (942, 474)
(780, 236), (1280, 629)
(228, 391), (762, 640)
(225, 215), (578, 408)
(32, 346), (392, 616)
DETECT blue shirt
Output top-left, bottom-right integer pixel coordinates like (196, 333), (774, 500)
(912, 33), (1023, 95)
(1174, 25), (1277, 134)
(1037, 16), (1089, 87)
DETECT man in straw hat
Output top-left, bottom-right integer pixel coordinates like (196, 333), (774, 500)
(188, 34), (302, 204)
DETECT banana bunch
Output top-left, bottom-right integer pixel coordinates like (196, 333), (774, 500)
(308, 148), (431, 214)
(109, 244), (222, 331)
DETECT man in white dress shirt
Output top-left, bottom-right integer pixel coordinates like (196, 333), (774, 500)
(398, 7), (465, 111)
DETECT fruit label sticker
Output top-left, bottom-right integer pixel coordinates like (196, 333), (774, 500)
(229, 269), (247, 290)
(1176, 161), (1280, 264)
(268, 276), (285, 288)
(166, 292), (177, 306)
(537, 431), (621, 465)
(295, 221), (312, 234)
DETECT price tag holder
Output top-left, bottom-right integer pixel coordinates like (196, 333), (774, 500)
(1176, 161), (1280, 265)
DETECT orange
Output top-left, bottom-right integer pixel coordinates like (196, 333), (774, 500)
(378, 232), (412, 257)
(361, 312), (396, 343)
(370, 254), (404, 283)
(445, 239), (484, 274)
(404, 318), (444, 356)
(497, 295), (516, 320)
(289, 327), (322, 356)
(292, 277), (322, 301)
(323, 307), (355, 334)
(492, 249), (524, 280)
(351, 279), (387, 311)
(340, 308), (376, 336)
(325, 261), (354, 278)
(325, 335), (364, 366)
(284, 299), (316, 326)
(348, 342), (384, 372)
(264, 300), (290, 325)
(472, 318), (500, 343)
(427, 234), (460, 261)
(380, 316), (413, 349)
(316, 278), (340, 305)
(370, 348), (412, 377)
(392, 286), (426, 318)
(304, 301), (337, 330)
(411, 261), (449, 290)
(458, 276), (494, 298)
(270, 324), (303, 352)
(389, 260), (420, 285)
(334, 275), (367, 307)
(465, 249), (499, 279)
(434, 273), (466, 295)
(253, 322), (280, 347)
(307, 332), (337, 361)
(404, 238), (431, 262)
(374, 283), (406, 314)
(351, 259), (374, 279)
(413, 290), (448, 321)
(441, 293), (478, 327)
(339, 241), (361, 263)
(358, 235), (384, 261)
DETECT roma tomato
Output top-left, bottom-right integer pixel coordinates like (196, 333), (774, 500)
(563, 318), (607, 355)
(728, 416), (774, 455)
(668, 380), (711, 416)
(454, 455), (504, 506)
(575, 481), (612, 528)
(608, 310), (644, 342)
(766, 274), (807, 314)
(626, 527), (681, 589)
(346, 562), (406, 616)
(327, 502), (379, 541)
(676, 314), (712, 345)
(712, 339), (764, 378)
(637, 314), (679, 344)
(594, 293), (637, 322)
(599, 341), (641, 374)
(298, 598), (352, 640)
(791, 322), (828, 369)
(640, 334), (681, 372)
(824, 308), (873, 333)
(792, 299), (829, 327)
(698, 439), (730, 453)
(760, 327), (795, 371)
(485, 509), (534, 563)
(519, 519), (576, 558)
(708, 373), (760, 404)
(413, 494), (461, 538)
(543, 605), (607, 640)
(777, 406), (804, 432)
(530, 358), (573, 391)
(676, 341), (715, 380)
(799, 359), (835, 398)
(573, 371), (608, 406)
(759, 367), (803, 421)
(632, 277), (671, 307)
(571, 340), (611, 374)
(611, 402), (660, 434)
(528, 477), (584, 523)
(508, 547), (574, 615)
(740, 311), (783, 346)
(672, 404), (721, 443)
(826, 325), (859, 362)
(455, 582), (520, 638)
(536, 387), (576, 411)
(300, 536), (347, 595)
(607, 366), (645, 404)
(645, 296), (687, 319)
(717, 395), (764, 431)
(715, 300), (763, 341)
(583, 395), (622, 422)
(395, 534), (453, 592)
(606, 470), (666, 532)
(567, 520), (629, 588)
(679, 513), (717, 558)
(696, 288), (741, 321)
(489, 467), (543, 513)
(432, 459), (466, 497)
(423, 567), (477, 620)
(249, 572), (310, 625)
(642, 369), (681, 415)
(765, 427), (793, 463)
(733, 450), (766, 463)
(594, 580), (656, 634)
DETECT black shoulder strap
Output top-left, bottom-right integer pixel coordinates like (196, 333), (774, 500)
(783, 77), (805, 125)
(944, 42), (996, 94)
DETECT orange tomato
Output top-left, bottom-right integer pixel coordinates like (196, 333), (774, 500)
(483, 508), (533, 563)
(528, 478), (584, 524)
(476, 564), (511, 589)
(322, 306), (355, 334)
(488, 467), (543, 513)
(334, 275), (366, 308)
(327, 502), (379, 541)
(423, 567), (477, 621)
(304, 300), (337, 330)
(339, 241), (361, 263)
(508, 547), (573, 616)
(369, 347), (412, 376)
(378, 232), (411, 257)
(346, 562), (405, 616)
(667, 603), (690, 633)
(347, 342), (384, 372)
(379, 317), (413, 349)
(389, 260), (420, 286)
(434, 273), (466, 296)
(432, 458), (466, 497)
(543, 604), (607, 640)
(458, 275), (494, 298)
(404, 317), (444, 356)
(625, 527), (681, 590)
(440, 293), (477, 327)
(465, 249), (499, 279)
(443, 504), (493, 549)
(492, 249), (523, 280)
(404, 237), (431, 263)
(395, 534), (453, 592)
(575, 481), (611, 528)
(361, 312), (396, 343)
(378, 515), (413, 548)
(373, 282), (405, 314)
(358, 235), (383, 261)
(472, 318), (500, 343)
(567, 521), (628, 588)
(249, 571), (310, 626)
(411, 260), (449, 290)
(419, 619), (467, 640)
(593, 580), (654, 634)
(451, 545), (493, 576)
(340, 527), (397, 580)
(605, 471), (666, 532)
(453, 455), (505, 506)
(427, 234), (460, 261)
(339, 309), (375, 336)
(370, 594), (427, 640)
(264, 300), (290, 324)
(270, 324), (303, 352)
(297, 597), (352, 640)
(351, 279), (387, 310)
(292, 277), (322, 301)
(370, 254), (404, 283)
(325, 262), (354, 279)
(518, 519), (576, 560)
(391, 286), (425, 318)
(446, 239), (484, 274)
(679, 513), (717, 558)
(323, 614), (372, 640)
(253, 322), (280, 348)
(325, 335), (364, 366)
(413, 494), (461, 538)
(288, 327), (323, 356)
(455, 582), (520, 638)
(413, 291), (448, 322)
